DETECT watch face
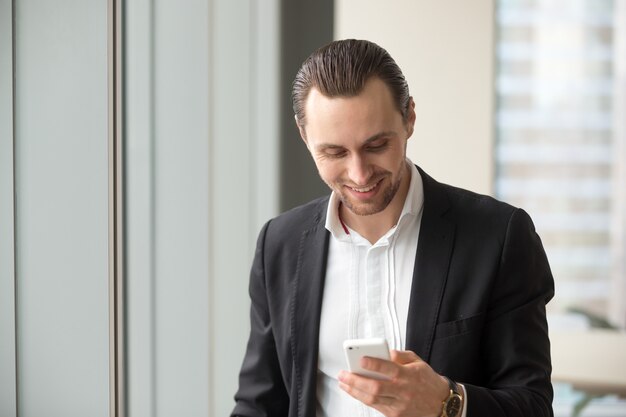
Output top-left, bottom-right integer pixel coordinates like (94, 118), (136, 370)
(445, 395), (462, 417)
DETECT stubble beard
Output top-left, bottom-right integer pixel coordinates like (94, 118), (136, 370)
(335, 168), (404, 217)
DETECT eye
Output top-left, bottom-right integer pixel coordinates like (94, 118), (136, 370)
(322, 148), (347, 158)
(366, 140), (388, 152)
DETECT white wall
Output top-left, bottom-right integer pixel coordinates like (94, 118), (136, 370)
(335, 0), (496, 195)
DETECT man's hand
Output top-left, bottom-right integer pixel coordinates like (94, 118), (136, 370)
(338, 350), (449, 417)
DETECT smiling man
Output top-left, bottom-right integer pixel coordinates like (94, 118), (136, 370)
(300, 76), (413, 243)
(232, 39), (554, 417)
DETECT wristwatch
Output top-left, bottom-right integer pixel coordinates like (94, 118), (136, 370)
(440, 377), (463, 417)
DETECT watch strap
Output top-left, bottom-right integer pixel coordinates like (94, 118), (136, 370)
(445, 376), (460, 395)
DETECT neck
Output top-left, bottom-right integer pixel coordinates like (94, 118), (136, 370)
(340, 162), (411, 244)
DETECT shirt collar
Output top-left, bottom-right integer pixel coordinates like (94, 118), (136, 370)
(324, 160), (424, 241)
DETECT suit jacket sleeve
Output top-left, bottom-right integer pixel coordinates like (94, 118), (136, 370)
(464, 208), (554, 417)
(231, 220), (290, 417)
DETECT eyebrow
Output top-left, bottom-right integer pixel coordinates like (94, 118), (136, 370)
(316, 131), (397, 150)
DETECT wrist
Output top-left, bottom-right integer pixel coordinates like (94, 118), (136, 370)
(437, 375), (450, 402)
(439, 377), (463, 417)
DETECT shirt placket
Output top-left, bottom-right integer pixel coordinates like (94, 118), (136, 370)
(365, 243), (388, 339)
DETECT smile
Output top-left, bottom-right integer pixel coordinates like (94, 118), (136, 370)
(347, 179), (382, 193)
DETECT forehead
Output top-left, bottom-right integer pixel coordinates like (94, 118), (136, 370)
(303, 78), (403, 146)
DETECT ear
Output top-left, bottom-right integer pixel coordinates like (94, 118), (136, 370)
(295, 114), (309, 149)
(405, 97), (416, 138)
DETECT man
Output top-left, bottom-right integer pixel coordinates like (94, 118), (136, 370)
(232, 39), (554, 417)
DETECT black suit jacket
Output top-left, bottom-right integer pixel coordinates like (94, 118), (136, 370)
(232, 167), (555, 417)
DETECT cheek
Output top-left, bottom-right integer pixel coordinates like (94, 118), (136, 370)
(316, 161), (343, 183)
(388, 148), (407, 169)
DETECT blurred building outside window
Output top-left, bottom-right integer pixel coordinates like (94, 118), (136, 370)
(495, 0), (626, 415)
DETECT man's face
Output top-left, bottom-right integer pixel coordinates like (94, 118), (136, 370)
(299, 77), (415, 217)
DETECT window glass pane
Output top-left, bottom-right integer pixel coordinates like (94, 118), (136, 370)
(496, 0), (615, 318)
(496, 1), (626, 415)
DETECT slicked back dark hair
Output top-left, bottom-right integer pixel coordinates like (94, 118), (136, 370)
(292, 39), (411, 128)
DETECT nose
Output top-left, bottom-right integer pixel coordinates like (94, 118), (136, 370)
(347, 154), (373, 186)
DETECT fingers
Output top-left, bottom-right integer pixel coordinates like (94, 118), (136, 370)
(339, 350), (447, 417)
(353, 350), (422, 380)
(338, 380), (395, 408)
(390, 349), (421, 365)
(338, 370), (392, 395)
(359, 355), (402, 379)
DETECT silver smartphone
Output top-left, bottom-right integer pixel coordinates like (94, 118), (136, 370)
(343, 338), (391, 380)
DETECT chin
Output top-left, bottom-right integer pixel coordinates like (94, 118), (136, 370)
(340, 197), (388, 217)
(339, 184), (399, 217)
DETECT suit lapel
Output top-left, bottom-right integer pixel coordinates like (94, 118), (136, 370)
(290, 199), (330, 417)
(406, 168), (456, 362)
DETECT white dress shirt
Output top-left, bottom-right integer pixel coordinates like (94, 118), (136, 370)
(316, 162), (467, 417)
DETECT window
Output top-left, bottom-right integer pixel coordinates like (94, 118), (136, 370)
(496, 0), (624, 325)
(496, 1), (626, 415)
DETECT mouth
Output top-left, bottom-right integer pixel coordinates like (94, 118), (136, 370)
(345, 178), (383, 195)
